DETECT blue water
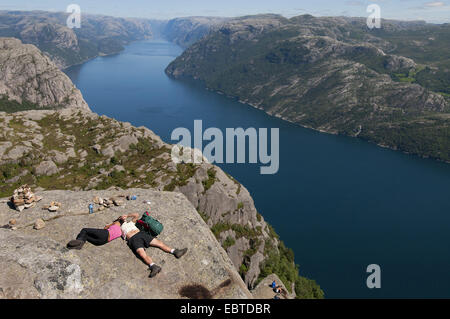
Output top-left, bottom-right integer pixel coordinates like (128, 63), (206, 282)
(65, 39), (450, 298)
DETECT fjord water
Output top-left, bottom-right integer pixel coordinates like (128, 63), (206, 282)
(65, 40), (450, 298)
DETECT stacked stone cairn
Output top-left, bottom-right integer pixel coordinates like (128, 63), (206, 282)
(10, 185), (42, 212)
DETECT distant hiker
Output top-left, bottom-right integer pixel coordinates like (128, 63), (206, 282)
(273, 285), (287, 297)
(67, 217), (124, 250)
(274, 285), (284, 293)
(271, 280), (277, 289)
(119, 213), (188, 278)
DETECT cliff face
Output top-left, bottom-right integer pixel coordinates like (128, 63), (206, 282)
(0, 37), (89, 111)
(166, 14), (450, 162)
(0, 11), (153, 69)
(0, 188), (252, 299)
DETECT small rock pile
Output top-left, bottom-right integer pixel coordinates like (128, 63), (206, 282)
(42, 201), (62, 212)
(10, 185), (43, 212)
(93, 196), (124, 209)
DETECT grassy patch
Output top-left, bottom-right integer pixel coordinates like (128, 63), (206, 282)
(202, 167), (217, 192)
(222, 236), (236, 250)
(259, 239), (324, 299)
(0, 96), (56, 113)
(164, 163), (198, 191)
(197, 210), (210, 223)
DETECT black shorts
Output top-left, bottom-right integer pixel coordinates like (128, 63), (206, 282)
(128, 232), (155, 252)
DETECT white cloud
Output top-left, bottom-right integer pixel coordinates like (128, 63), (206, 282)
(424, 1), (446, 7)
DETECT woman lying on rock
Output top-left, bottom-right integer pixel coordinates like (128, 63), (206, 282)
(67, 217), (124, 250)
(67, 213), (188, 278)
(119, 213), (188, 278)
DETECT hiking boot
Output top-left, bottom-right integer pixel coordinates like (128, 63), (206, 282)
(149, 264), (162, 278)
(173, 248), (188, 259)
(67, 240), (85, 250)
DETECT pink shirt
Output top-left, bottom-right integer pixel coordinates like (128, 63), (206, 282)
(108, 224), (122, 242)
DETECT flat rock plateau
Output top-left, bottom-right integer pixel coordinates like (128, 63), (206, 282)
(0, 188), (252, 299)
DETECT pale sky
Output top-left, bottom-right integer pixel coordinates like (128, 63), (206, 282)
(0, 0), (449, 23)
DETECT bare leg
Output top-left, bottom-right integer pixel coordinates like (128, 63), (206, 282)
(136, 248), (154, 266)
(149, 238), (172, 254)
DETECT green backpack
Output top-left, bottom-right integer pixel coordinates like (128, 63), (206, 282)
(136, 211), (164, 237)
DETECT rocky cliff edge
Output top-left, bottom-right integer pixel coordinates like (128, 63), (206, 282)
(0, 188), (252, 299)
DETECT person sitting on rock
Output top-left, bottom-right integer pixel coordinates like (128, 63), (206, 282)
(66, 216), (125, 250)
(273, 285), (288, 297)
(119, 213), (188, 278)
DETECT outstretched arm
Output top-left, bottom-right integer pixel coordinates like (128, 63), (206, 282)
(119, 213), (140, 223)
(129, 213), (140, 223)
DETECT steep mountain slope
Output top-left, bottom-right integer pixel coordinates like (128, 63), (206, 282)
(0, 11), (153, 69)
(0, 37), (89, 112)
(166, 14), (450, 162)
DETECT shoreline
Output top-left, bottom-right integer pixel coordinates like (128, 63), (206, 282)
(198, 85), (450, 165)
(61, 37), (154, 71)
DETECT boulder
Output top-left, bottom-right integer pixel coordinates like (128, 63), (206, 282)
(6, 145), (31, 161)
(101, 145), (115, 158)
(0, 142), (12, 159)
(112, 165), (125, 172)
(34, 160), (59, 176)
(65, 147), (76, 158)
(114, 135), (138, 153)
(50, 150), (69, 164)
(33, 219), (45, 230)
